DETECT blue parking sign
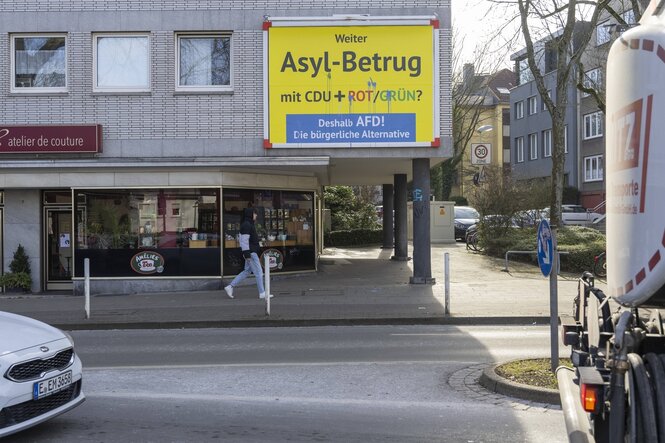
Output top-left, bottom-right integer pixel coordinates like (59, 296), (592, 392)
(537, 220), (554, 277)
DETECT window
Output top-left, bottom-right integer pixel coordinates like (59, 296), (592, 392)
(597, 21), (611, 46)
(514, 101), (524, 119)
(74, 188), (220, 277)
(11, 34), (67, 92)
(223, 189), (315, 274)
(516, 137), (524, 163)
(518, 58), (534, 85)
(94, 34), (150, 92)
(527, 96), (537, 115)
(176, 33), (232, 91)
(623, 9), (636, 25)
(584, 112), (604, 139)
(543, 129), (552, 157)
(529, 133), (538, 160)
(583, 68), (602, 97)
(584, 155), (604, 182)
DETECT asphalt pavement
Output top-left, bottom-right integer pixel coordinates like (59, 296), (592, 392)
(0, 243), (607, 330)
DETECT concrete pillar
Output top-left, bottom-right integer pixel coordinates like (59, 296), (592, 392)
(410, 158), (435, 284)
(392, 174), (408, 261)
(4, 190), (42, 292)
(381, 184), (394, 249)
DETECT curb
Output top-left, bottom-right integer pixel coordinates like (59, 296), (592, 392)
(48, 316), (553, 331)
(479, 363), (561, 405)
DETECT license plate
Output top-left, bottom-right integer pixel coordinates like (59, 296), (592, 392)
(33, 371), (72, 400)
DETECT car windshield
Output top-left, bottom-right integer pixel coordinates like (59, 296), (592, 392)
(455, 207), (479, 219)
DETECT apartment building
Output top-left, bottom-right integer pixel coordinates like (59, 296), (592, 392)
(1, 1), (452, 294)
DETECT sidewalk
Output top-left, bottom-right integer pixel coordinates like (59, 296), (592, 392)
(0, 243), (603, 330)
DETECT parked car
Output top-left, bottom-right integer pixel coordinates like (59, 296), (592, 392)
(454, 206), (480, 240)
(541, 205), (602, 226)
(0, 311), (85, 438)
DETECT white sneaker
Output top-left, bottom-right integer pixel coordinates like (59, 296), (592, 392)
(259, 292), (274, 299)
(224, 285), (234, 299)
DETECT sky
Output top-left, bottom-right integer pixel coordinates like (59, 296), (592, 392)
(450, 0), (517, 71)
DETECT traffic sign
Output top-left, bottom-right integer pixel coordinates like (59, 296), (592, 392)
(471, 143), (491, 165)
(537, 219), (554, 277)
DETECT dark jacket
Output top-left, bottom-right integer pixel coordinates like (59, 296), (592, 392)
(239, 207), (260, 258)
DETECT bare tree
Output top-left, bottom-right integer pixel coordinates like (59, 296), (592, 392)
(433, 30), (511, 201)
(575, 0), (648, 113)
(514, 0), (609, 228)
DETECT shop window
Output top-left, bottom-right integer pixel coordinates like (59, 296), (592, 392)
(73, 188), (220, 277)
(223, 189), (315, 275)
(11, 34), (67, 92)
(94, 33), (150, 92)
(176, 33), (232, 91)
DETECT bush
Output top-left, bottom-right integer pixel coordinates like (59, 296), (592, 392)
(449, 196), (468, 206)
(0, 272), (32, 291)
(479, 225), (605, 274)
(324, 229), (382, 247)
(1, 244), (32, 292)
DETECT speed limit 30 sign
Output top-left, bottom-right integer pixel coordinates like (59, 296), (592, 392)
(471, 143), (491, 165)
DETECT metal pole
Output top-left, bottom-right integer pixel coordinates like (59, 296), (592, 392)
(264, 254), (270, 316)
(444, 252), (450, 315)
(550, 236), (559, 372)
(84, 258), (90, 319)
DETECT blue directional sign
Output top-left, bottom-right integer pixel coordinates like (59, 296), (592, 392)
(537, 219), (554, 277)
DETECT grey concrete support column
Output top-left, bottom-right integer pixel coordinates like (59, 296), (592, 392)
(381, 184), (394, 249)
(392, 174), (409, 261)
(410, 158), (435, 284)
(4, 190), (41, 292)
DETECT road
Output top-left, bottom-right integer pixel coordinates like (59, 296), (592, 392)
(8, 325), (568, 442)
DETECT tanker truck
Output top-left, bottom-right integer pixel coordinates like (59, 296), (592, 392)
(557, 1), (665, 441)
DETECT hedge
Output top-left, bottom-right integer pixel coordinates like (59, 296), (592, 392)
(324, 229), (383, 247)
(480, 225), (605, 274)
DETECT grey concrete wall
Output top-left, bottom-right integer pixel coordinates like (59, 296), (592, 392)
(0, 1), (452, 160)
(3, 190), (41, 292)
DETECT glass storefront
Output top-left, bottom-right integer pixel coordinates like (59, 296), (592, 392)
(223, 189), (315, 274)
(74, 188), (220, 277)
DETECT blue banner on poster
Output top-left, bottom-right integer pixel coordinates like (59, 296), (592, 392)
(286, 113), (416, 143)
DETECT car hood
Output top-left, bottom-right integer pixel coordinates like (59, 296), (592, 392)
(455, 218), (478, 225)
(0, 311), (65, 355)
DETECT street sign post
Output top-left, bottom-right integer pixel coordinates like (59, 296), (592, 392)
(537, 219), (553, 276)
(537, 219), (559, 371)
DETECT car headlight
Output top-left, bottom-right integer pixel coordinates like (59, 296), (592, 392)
(454, 222), (464, 229)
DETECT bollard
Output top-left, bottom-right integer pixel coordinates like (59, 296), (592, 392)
(264, 254), (270, 316)
(84, 258), (90, 319)
(444, 252), (450, 315)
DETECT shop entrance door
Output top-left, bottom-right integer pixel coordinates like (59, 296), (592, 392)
(44, 207), (73, 291)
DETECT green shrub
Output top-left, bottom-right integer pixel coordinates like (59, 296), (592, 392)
(324, 229), (382, 247)
(449, 196), (468, 206)
(0, 272), (32, 291)
(2, 244), (32, 292)
(480, 225), (605, 274)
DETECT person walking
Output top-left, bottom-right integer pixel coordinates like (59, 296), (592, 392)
(224, 207), (273, 299)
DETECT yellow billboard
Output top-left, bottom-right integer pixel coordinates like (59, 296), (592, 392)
(264, 18), (439, 148)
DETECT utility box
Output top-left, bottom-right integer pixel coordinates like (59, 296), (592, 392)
(407, 201), (455, 243)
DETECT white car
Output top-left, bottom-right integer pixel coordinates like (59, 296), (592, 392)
(541, 205), (602, 226)
(0, 311), (84, 438)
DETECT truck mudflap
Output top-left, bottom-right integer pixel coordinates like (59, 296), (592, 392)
(556, 366), (595, 443)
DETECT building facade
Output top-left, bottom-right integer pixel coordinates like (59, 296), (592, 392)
(509, 64), (579, 188)
(454, 65), (514, 198)
(1, 1), (452, 294)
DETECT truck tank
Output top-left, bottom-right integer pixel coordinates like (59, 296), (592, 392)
(606, 0), (665, 307)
